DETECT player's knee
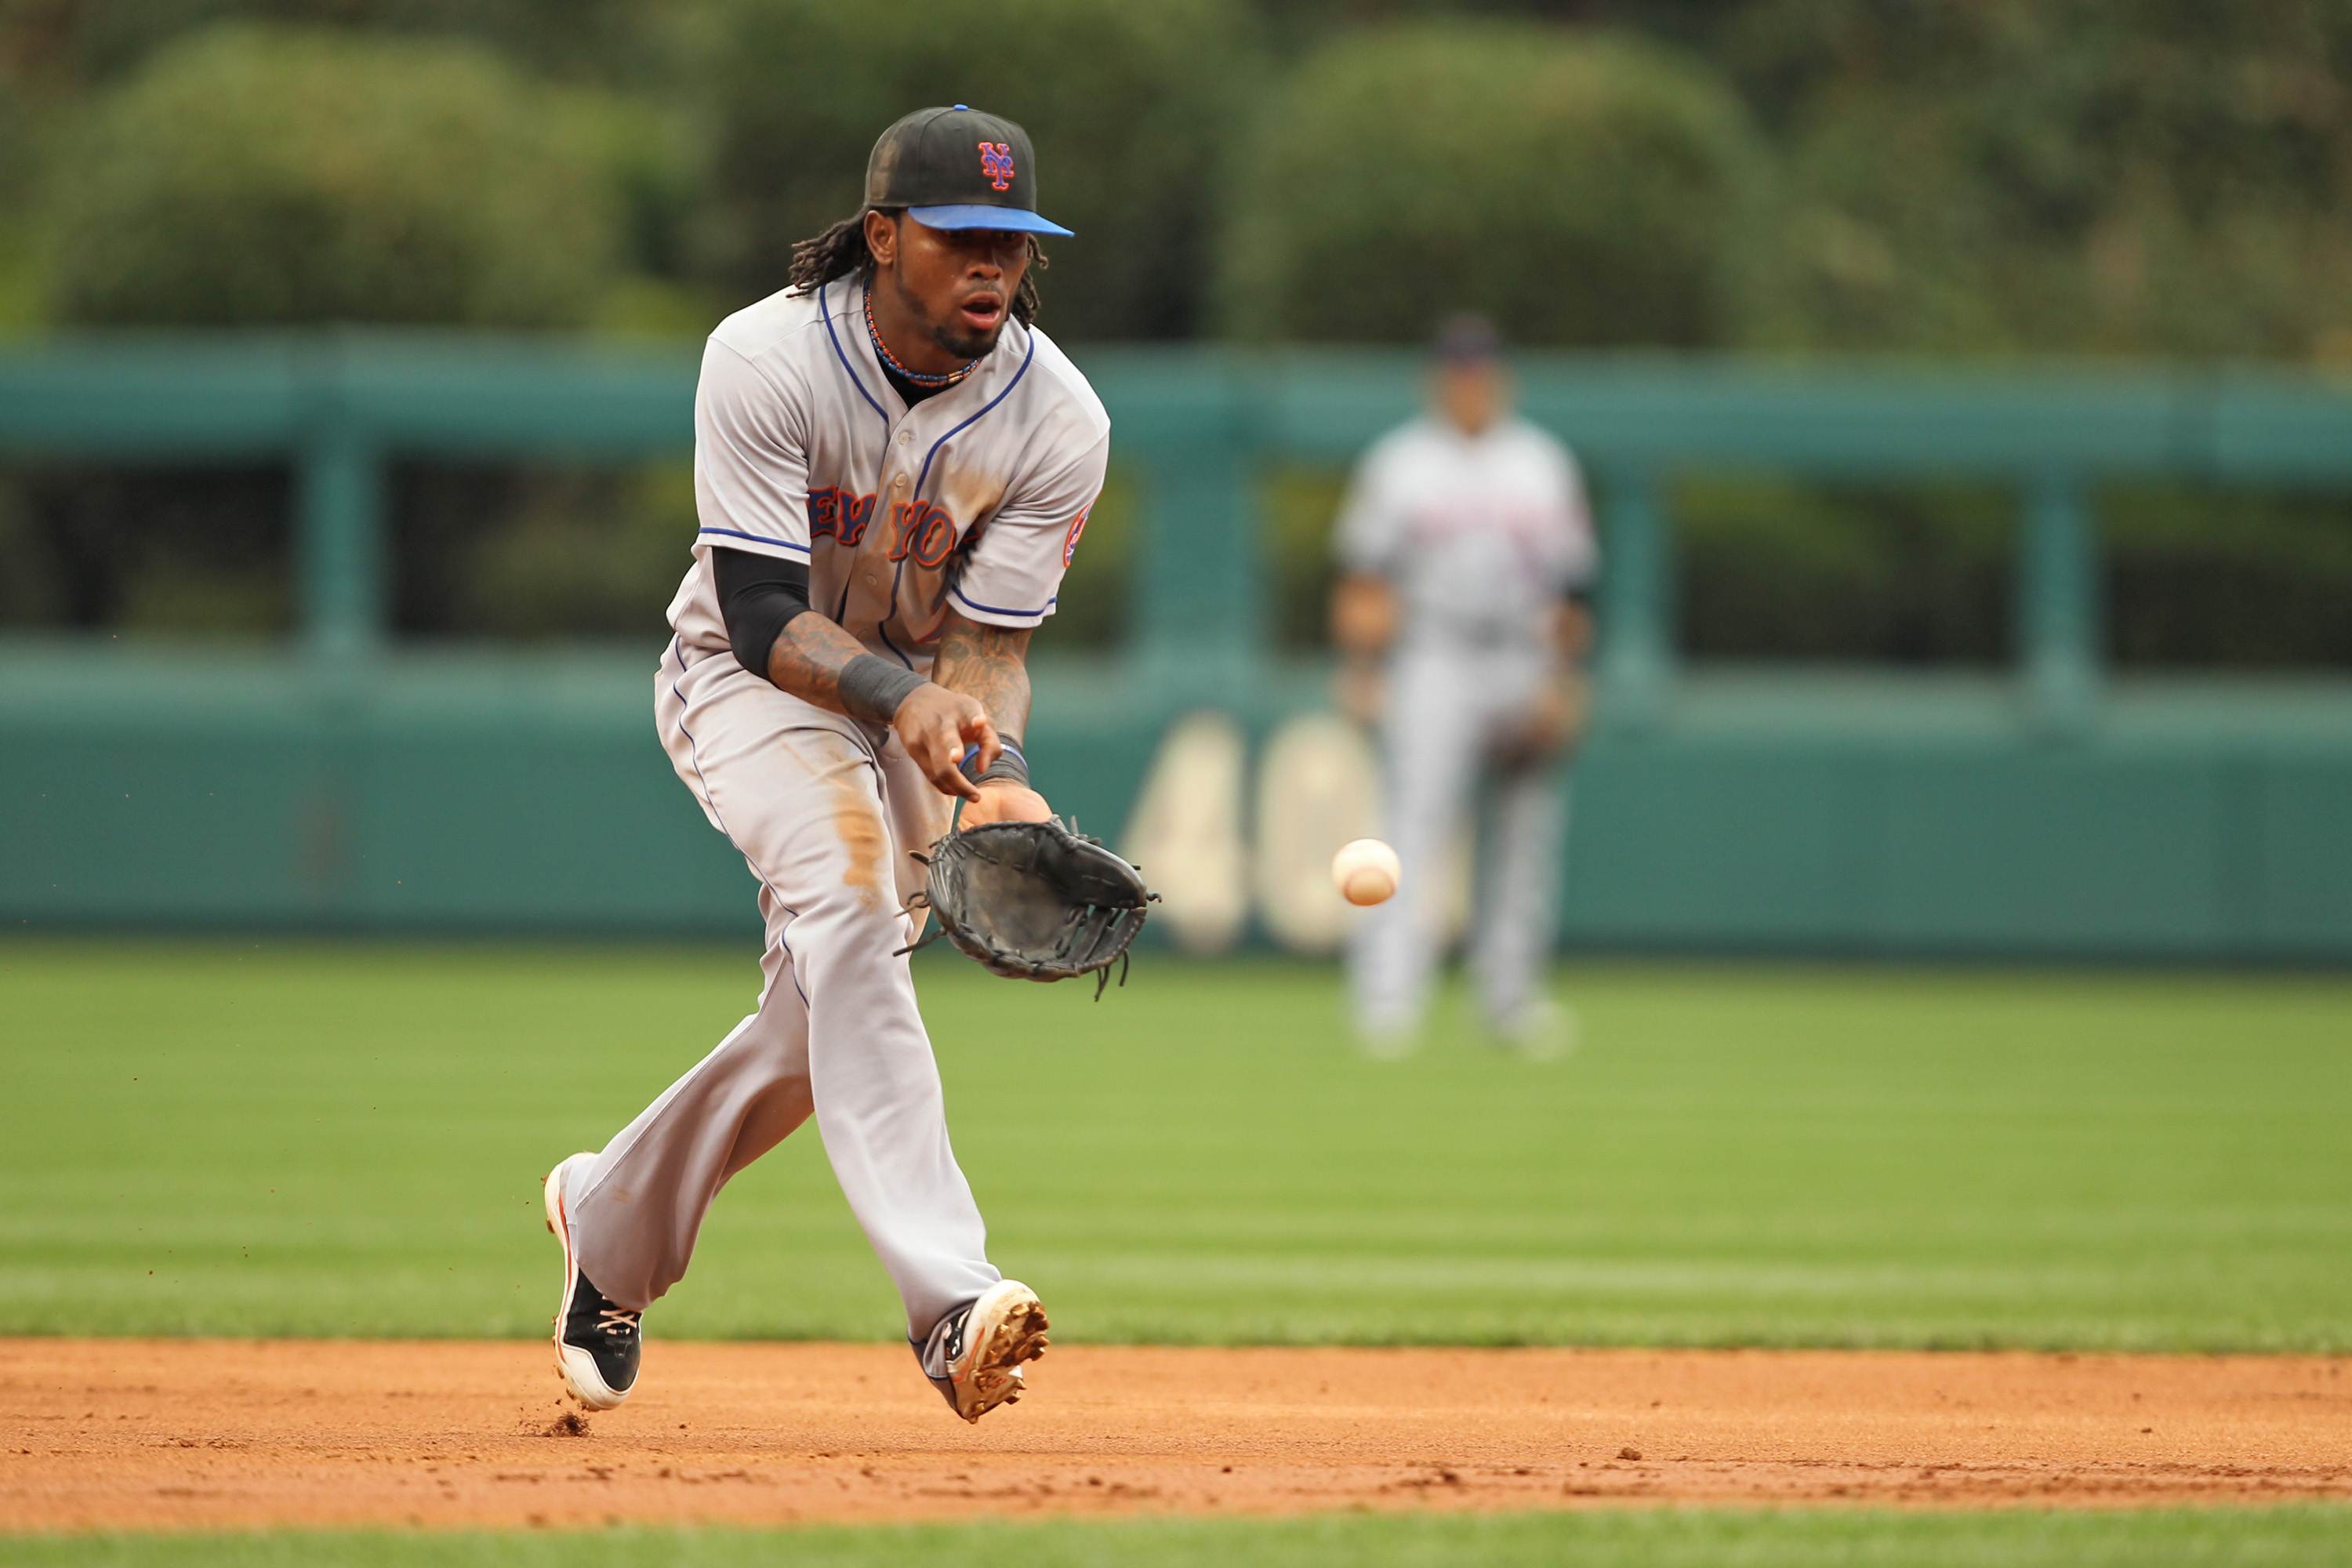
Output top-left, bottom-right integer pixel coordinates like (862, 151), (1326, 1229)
(789, 884), (916, 957)
(711, 1018), (805, 1083)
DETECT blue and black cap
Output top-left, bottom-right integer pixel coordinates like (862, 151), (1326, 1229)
(1434, 313), (1502, 365)
(866, 106), (1073, 238)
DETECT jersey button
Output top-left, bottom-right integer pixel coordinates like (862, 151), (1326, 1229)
(897, 430), (913, 445)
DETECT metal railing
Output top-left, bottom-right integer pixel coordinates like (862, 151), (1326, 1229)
(7, 334), (2352, 728)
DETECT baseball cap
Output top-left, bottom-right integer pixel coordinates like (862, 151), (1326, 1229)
(865, 106), (1073, 238)
(1434, 313), (1502, 365)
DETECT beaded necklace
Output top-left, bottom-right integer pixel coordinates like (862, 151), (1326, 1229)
(864, 289), (982, 389)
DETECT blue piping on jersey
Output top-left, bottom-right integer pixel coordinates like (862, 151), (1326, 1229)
(913, 332), (1036, 500)
(826, 289), (1040, 644)
(906, 565), (957, 645)
(949, 584), (1058, 619)
(879, 554), (917, 658)
(818, 279), (892, 456)
(873, 617), (914, 670)
(880, 328), (1025, 652)
(879, 530), (970, 652)
(699, 526), (811, 553)
(879, 333), (1039, 645)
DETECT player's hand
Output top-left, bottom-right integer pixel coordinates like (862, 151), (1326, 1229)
(963, 782), (1051, 826)
(1497, 670), (1589, 767)
(1553, 599), (1596, 660)
(1334, 657), (1385, 728)
(895, 683), (995, 803)
(1330, 573), (1399, 656)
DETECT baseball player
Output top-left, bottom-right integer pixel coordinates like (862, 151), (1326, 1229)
(1332, 314), (1597, 1058)
(541, 107), (1106, 1423)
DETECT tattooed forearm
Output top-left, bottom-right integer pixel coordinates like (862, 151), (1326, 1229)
(764, 610), (874, 712)
(930, 611), (1033, 742)
(759, 608), (1028, 762)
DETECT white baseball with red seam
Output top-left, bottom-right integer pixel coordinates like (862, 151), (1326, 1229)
(1331, 838), (1401, 907)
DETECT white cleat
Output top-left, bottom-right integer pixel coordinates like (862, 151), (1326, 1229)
(1355, 1022), (1421, 1062)
(1492, 999), (1579, 1062)
(931, 1279), (1051, 1424)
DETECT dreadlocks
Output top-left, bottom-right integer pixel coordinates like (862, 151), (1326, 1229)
(786, 210), (1045, 326)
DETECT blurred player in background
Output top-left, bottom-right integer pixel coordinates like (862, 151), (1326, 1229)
(1331, 314), (1597, 1058)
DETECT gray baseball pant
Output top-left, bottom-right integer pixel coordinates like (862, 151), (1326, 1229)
(559, 637), (1000, 1338)
(1349, 641), (1569, 1035)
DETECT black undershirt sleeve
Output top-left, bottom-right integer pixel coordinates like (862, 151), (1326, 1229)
(713, 546), (812, 686)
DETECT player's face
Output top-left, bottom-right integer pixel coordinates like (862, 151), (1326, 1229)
(870, 212), (1031, 365)
(1434, 361), (1509, 435)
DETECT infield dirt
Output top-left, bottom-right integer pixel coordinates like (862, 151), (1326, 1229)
(5, 1341), (2347, 1530)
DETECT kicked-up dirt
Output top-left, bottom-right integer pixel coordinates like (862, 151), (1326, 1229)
(3, 1339), (2348, 1530)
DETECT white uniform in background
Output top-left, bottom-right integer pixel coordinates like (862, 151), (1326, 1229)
(557, 274), (1108, 1342)
(1338, 413), (1596, 1044)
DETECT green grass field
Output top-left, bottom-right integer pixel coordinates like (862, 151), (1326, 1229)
(3, 938), (2349, 1350)
(11, 1508), (2352, 1568)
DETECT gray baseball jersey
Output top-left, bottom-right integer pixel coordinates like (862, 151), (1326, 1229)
(1335, 414), (1595, 648)
(665, 274), (1112, 668)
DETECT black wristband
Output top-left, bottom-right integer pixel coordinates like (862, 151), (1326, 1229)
(837, 654), (927, 724)
(967, 737), (1029, 789)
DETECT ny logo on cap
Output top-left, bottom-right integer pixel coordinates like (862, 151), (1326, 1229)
(978, 141), (1015, 191)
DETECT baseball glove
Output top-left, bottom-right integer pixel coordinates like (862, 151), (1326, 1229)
(906, 818), (1155, 995)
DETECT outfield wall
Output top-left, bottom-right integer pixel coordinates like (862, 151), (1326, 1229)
(6, 644), (2348, 959)
(4, 336), (2350, 957)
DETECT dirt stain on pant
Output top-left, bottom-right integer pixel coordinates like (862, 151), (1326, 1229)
(827, 760), (891, 911)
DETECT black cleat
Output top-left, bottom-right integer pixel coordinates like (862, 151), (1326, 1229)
(543, 1153), (641, 1410)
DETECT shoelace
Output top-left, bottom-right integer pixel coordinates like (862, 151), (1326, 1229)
(598, 1305), (641, 1338)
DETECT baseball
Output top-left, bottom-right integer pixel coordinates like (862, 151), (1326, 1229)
(1331, 837), (1401, 907)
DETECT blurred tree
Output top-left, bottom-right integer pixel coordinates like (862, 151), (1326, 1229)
(38, 24), (619, 327)
(0, 0), (673, 90)
(13, 22), (649, 645)
(1219, 20), (1766, 346)
(554, 85), (715, 332)
(688, 0), (1250, 338)
(390, 460), (696, 640)
(1675, 476), (2013, 664)
(1243, 0), (1743, 55)
(2101, 487), (2352, 667)
(0, 476), (64, 624)
(1260, 463), (1349, 650)
(0, 70), (38, 333)
(3, 2), (705, 308)
(1671, 474), (2352, 670)
(2, 461), (294, 635)
(1725, 0), (2352, 361)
